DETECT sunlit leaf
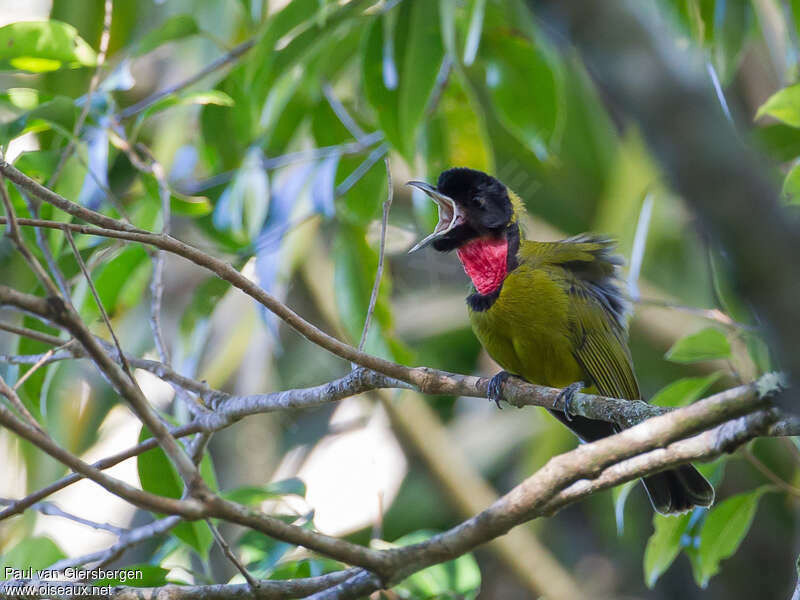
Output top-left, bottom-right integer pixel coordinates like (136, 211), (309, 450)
(0, 21), (97, 72)
(665, 328), (731, 364)
(756, 84), (800, 128)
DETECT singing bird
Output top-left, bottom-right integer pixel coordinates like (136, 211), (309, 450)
(408, 167), (713, 514)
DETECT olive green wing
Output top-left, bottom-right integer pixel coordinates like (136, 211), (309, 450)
(540, 235), (641, 401)
(568, 289), (641, 400)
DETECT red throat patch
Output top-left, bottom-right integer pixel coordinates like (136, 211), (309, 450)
(456, 237), (508, 295)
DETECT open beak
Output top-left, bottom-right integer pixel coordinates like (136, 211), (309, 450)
(406, 181), (462, 253)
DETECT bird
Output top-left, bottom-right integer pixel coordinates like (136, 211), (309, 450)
(407, 167), (714, 514)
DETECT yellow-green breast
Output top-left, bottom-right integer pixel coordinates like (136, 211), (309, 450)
(468, 264), (586, 389)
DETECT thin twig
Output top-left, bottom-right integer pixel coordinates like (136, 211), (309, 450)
(357, 157), (393, 353)
(323, 82), (368, 142)
(627, 191), (653, 302)
(740, 447), (800, 498)
(0, 174), (62, 299)
(335, 143), (389, 197)
(12, 341), (72, 391)
(0, 497), (127, 535)
(180, 133), (384, 194)
(0, 322), (65, 346)
(635, 296), (754, 330)
(48, 516), (182, 572)
(21, 192), (72, 301)
(207, 519), (260, 589)
(48, 0), (113, 188)
(115, 38), (256, 120)
(148, 160), (171, 365)
(63, 228), (135, 381)
(0, 374), (45, 434)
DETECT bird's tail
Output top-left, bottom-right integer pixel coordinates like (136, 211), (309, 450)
(642, 465), (715, 514)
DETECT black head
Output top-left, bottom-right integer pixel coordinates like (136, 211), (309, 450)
(407, 168), (514, 253)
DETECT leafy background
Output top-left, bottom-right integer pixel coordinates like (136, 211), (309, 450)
(0, 0), (799, 598)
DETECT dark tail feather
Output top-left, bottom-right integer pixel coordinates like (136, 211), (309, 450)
(549, 411), (715, 514)
(642, 465), (715, 514)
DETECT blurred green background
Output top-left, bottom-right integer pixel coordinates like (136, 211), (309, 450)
(1, 0), (799, 598)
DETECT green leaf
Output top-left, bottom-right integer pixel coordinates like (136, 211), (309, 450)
(221, 478), (306, 506)
(79, 246), (151, 322)
(391, 531), (481, 599)
(650, 373), (721, 407)
(141, 172), (212, 218)
(0, 21), (97, 72)
(0, 96), (79, 145)
(363, 14), (403, 155)
(93, 565), (170, 587)
(398, 0), (445, 158)
(643, 512), (691, 588)
(482, 29), (560, 159)
(1, 537), (66, 575)
(756, 83), (800, 128)
(695, 487), (770, 587)
(135, 15), (200, 56)
(665, 328), (731, 364)
(363, 2), (444, 162)
(137, 424), (218, 558)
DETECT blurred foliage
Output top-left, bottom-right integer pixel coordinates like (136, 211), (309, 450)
(0, 0), (798, 598)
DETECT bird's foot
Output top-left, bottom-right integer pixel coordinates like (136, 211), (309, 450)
(487, 371), (512, 409)
(554, 381), (585, 422)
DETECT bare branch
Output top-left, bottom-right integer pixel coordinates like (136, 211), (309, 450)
(48, 516), (182, 572)
(0, 283), (203, 494)
(0, 497), (127, 536)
